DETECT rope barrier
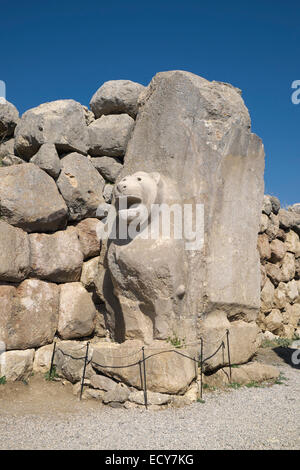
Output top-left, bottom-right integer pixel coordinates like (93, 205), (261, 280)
(49, 330), (232, 406)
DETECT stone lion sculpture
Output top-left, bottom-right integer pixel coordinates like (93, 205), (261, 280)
(103, 171), (192, 344)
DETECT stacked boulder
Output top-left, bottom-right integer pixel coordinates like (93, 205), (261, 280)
(0, 76), (298, 406)
(0, 80), (144, 382)
(258, 196), (300, 338)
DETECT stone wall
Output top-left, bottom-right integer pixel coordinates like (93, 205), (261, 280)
(0, 80), (144, 381)
(258, 197), (300, 339)
(0, 74), (298, 393)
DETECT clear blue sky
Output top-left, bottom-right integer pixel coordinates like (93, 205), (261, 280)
(1, 0), (299, 205)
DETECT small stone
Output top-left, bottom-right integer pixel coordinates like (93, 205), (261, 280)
(30, 143), (61, 179)
(91, 156), (123, 183)
(103, 383), (130, 404)
(88, 114), (134, 158)
(269, 238), (286, 263)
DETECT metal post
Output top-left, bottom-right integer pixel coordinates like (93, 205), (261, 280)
(142, 347), (148, 410)
(226, 329), (232, 382)
(194, 354), (200, 400)
(80, 342), (90, 401)
(200, 337), (203, 400)
(49, 340), (57, 377)
(139, 360), (143, 391)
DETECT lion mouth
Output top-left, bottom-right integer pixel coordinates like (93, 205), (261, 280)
(116, 195), (142, 211)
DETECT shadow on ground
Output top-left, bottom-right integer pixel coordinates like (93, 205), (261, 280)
(273, 347), (300, 370)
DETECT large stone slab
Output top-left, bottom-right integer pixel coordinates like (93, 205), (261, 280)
(92, 340), (196, 394)
(88, 114), (134, 157)
(104, 71), (265, 349)
(14, 99), (89, 159)
(90, 80), (145, 118)
(0, 279), (59, 350)
(56, 153), (105, 221)
(0, 220), (30, 282)
(58, 283), (96, 340)
(0, 163), (67, 232)
(29, 227), (83, 283)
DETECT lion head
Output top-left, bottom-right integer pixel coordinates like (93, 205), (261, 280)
(114, 171), (161, 224)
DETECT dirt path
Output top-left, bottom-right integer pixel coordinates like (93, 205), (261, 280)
(0, 347), (299, 450)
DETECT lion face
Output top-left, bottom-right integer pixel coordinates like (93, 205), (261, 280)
(114, 171), (161, 224)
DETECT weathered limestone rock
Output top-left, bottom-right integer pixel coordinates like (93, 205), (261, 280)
(260, 264), (267, 288)
(281, 324), (295, 338)
(281, 252), (296, 282)
(0, 138), (15, 160)
(269, 196), (280, 215)
(285, 230), (299, 254)
(266, 213), (279, 240)
(203, 362), (279, 388)
(0, 163), (67, 232)
(89, 373), (117, 391)
(2, 155), (24, 166)
(262, 195), (272, 215)
(75, 218), (100, 260)
(0, 280), (59, 350)
(273, 282), (288, 309)
(88, 114), (134, 157)
(58, 283), (96, 340)
(269, 238), (286, 263)
(33, 344), (54, 373)
(128, 390), (171, 406)
(285, 279), (299, 303)
(199, 312), (260, 371)
(265, 262), (282, 286)
(103, 71), (265, 353)
(54, 340), (94, 383)
(83, 106), (95, 126)
(0, 100), (19, 137)
(296, 258), (300, 280)
(29, 227), (83, 283)
(14, 100), (89, 159)
(0, 220), (30, 282)
(277, 228), (286, 242)
(80, 257), (99, 289)
(279, 209), (294, 230)
(103, 383), (130, 404)
(56, 153), (105, 221)
(103, 184), (114, 203)
(264, 309), (283, 334)
(92, 340), (196, 394)
(78, 387), (104, 401)
(91, 156), (123, 182)
(259, 213), (269, 233)
(284, 304), (300, 328)
(260, 278), (275, 313)
(90, 80), (145, 118)
(30, 143), (61, 179)
(257, 234), (271, 261)
(0, 349), (34, 381)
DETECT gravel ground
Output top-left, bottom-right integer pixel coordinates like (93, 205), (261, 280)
(0, 352), (299, 450)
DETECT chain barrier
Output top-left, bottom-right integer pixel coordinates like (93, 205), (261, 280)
(49, 330), (232, 405)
